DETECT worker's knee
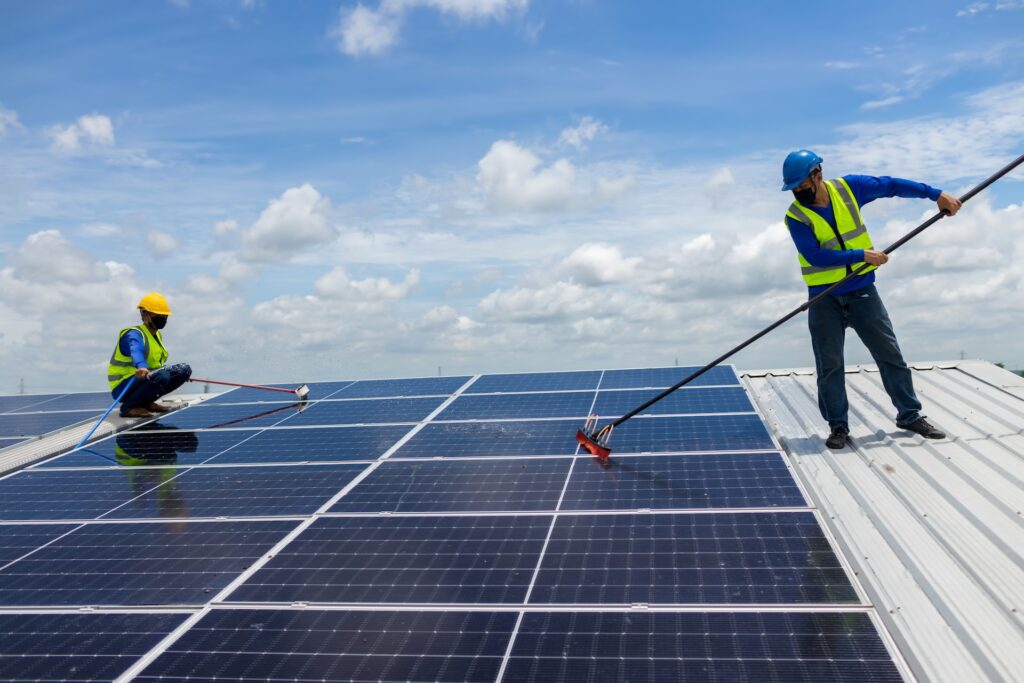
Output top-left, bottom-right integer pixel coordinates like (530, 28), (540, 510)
(169, 363), (192, 380)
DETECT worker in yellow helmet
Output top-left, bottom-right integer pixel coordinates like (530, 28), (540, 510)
(107, 292), (192, 418)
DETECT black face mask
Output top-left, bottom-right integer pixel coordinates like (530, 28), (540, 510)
(792, 185), (817, 205)
(150, 315), (168, 330)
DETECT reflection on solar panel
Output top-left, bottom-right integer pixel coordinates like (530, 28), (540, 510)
(0, 411), (98, 438)
(0, 366), (902, 681)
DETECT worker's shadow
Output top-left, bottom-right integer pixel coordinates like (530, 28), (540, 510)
(784, 429), (897, 455)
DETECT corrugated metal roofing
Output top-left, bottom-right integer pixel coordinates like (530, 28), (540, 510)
(743, 360), (1024, 683)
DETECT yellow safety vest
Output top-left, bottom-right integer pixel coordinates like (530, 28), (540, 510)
(785, 178), (876, 286)
(107, 324), (168, 390)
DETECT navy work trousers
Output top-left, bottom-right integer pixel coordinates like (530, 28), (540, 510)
(807, 285), (921, 429)
(118, 363), (192, 415)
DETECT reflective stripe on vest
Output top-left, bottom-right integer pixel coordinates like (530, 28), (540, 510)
(107, 325), (169, 389)
(785, 178), (875, 286)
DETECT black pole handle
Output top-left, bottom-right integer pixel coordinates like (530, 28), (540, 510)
(607, 151), (1024, 429)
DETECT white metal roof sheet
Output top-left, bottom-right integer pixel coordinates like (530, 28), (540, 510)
(743, 360), (1024, 683)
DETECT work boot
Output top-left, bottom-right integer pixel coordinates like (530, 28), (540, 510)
(147, 402), (170, 413)
(121, 406), (153, 418)
(825, 425), (849, 450)
(897, 417), (945, 439)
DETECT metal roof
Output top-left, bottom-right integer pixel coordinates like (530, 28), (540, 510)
(743, 360), (1024, 683)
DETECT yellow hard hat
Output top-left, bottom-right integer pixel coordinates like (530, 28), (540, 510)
(137, 292), (172, 315)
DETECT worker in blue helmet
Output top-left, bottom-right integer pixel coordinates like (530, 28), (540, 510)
(781, 149), (962, 449)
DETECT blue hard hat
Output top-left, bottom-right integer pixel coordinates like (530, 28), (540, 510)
(781, 149), (823, 190)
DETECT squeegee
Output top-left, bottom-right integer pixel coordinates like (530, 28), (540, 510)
(190, 377), (310, 401)
(578, 151), (1024, 459)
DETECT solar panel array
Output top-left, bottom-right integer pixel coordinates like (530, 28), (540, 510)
(0, 391), (112, 448)
(0, 367), (904, 682)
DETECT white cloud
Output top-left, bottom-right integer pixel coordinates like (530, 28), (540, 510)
(314, 266), (420, 300)
(333, 4), (400, 57)
(48, 113), (115, 153)
(218, 256), (259, 284)
(477, 140), (576, 211)
(558, 116), (607, 149)
(0, 103), (23, 136)
(824, 61), (861, 70)
(146, 231), (179, 258)
(332, 0), (527, 57)
(861, 95), (904, 110)
(9, 230), (114, 284)
(560, 243), (641, 286)
(240, 184), (337, 262)
(957, 2), (990, 15)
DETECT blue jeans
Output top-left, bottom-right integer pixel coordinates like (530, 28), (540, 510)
(807, 285), (921, 429)
(116, 363), (192, 415)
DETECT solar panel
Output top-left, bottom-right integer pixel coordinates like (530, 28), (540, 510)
(467, 370), (602, 394)
(437, 391), (597, 420)
(333, 376), (471, 399)
(227, 515), (552, 604)
(0, 524), (77, 564)
(5, 392), (113, 413)
(135, 609), (518, 682)
(599, 365), (741, 389)
(529, 512), (858, 604)
(592, 386), (753, 416)
(330, 458), (573, 513)
(0, 520), (296, 606)
(34, 427), (253, 468)
(504, 611), (901, 682)
(0, 366), (901, 680)
(0, 410), (99, 438)
(198, 380), (356, 405)
(561, 453), (806, 510)
(0, 612), (189, 683)
(104, 463), (366, 519)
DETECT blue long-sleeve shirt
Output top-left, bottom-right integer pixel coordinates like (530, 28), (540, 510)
(785, 175), (942, 296)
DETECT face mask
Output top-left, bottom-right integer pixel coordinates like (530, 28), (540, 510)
(150, 315), (168, 330)
(792, 185), (817, 205)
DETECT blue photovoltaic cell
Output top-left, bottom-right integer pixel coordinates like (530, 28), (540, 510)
(0, 524), (76, 565)
(592, 386), (753, 417)
(153, 402), (306, 429)
(605, 414), (775, 453)
(0, 612), (189, 683)
(0, 394), (65, 413)
(529, 512), (858, 604)
(206, 425), (411, 464)
(280, 396), (446, 426)
(137, 609), (518, 683)
(333, 376), (471, 399)
(330, 458), (572, 513)
(0, 411), (98, 438)
(0, 438), (26, 450)
(503, 612), (901, 683)
(467, 371), (603, 394)
(0, 469), (166, 521)
(7, 392), (113, 413)
(436, 391), (597, 421)
(394, 420), (582, 458)
(599, 365), (740, 389)
(106, 464), (366, 519)
(228, 515), (551, 604)
(562, 453), (805, 510)
(0, 520), (297, 606)
(200, 380), (356, 405)
(34, 428), (254, 468)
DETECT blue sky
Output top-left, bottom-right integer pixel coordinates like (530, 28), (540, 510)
(2, 0), (1023, 392)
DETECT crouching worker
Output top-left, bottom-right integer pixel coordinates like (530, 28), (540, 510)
(108, 292), (192, 418)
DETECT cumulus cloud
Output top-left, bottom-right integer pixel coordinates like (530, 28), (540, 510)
(9, 230), (115, 284)
(48, 114), (115, 153)
(146, 231), (179, 258)
(477, 140), (576, 211)
(332, 0), (527, 57)
(0, 103), (23, 136)
(560, 242), (641, 286)
(213, 219), (239, 237)
(559, 116), (607, 149)
(241, 184), (337, 262)
(314, 266), (421, 300)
